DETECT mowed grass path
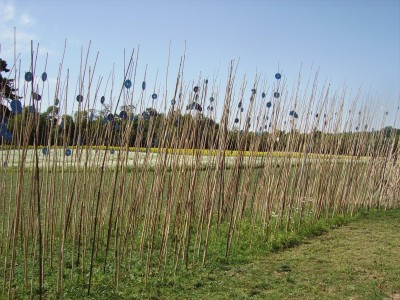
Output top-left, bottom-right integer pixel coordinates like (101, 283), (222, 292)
(150, 210), (400, 300)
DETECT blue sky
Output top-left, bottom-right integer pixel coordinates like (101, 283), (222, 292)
(0, 0), (399, 128)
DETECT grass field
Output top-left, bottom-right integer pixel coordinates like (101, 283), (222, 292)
(1, 148), (379, 170)
(3, 208), (399, 299)
(164, 209), (400, 300)
(1, 147), (399, 299)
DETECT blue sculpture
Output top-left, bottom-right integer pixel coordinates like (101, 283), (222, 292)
(124, 79), (132, 89)
(25, 72), (33, 82)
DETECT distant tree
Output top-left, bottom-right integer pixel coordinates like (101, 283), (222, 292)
(0, 58), (20, 100)
(57, 114), (75, 145)
(145, 107), (158, 117)
(120, 104), (135, 115)
(0, 104), (11, 122)
(42, 105), (60, 121)
(383, 126), (397, 138)
(98, 104), (111, 119)
(0, 58), (20, 119)
(74, 110), (90, 123)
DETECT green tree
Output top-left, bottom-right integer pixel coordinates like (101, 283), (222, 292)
(42, 105), (60, 120)
(0, 58), (19, 119)
(0, 58), (20, 100)
(120, 104), (135, 115)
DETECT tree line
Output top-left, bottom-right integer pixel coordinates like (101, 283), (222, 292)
(1, 57), (399, 157)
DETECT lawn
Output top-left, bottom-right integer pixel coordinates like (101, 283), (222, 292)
(2, 207), (399, 299)
(1, 148), (398, 299)
(115, 209), (400, 300)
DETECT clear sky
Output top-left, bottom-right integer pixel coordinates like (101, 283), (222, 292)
(0, 0), (399, 128)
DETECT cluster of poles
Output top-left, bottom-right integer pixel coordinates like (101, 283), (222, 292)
(0, 44), (399, 298)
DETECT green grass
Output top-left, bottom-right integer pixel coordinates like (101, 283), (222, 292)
(0, 161), (397, 299)
(129, 209), (400, 300)
(2, 208), (399, 299)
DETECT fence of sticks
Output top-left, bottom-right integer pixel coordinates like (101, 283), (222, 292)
(1, 44), (399, 298)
